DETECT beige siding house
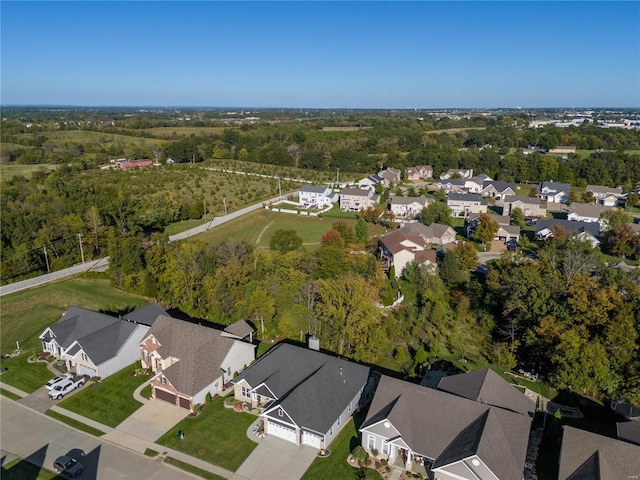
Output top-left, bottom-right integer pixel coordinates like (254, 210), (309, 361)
(340, 188), (380, 211)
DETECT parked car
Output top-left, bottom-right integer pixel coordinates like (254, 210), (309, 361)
(53, 455), (83, 476)
(48, 376), (86, 400)
(45, 374), (73, 390)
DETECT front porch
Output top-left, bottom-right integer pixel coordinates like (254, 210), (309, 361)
(386, 451), (430, 479)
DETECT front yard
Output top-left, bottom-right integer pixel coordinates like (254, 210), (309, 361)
(58, 362), (148, 427)
(302, 416), (382, 480)
(156, 394), (258, 472)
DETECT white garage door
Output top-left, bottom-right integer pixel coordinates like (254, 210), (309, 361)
(268, 421), (297, 444)
(302, 431), (323, 448)
(77, 364), (96, 377)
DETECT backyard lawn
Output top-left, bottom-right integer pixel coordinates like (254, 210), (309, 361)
(302, 416), (382, 480)
(156, 395), (258, 472)
(1, 458), (61, 480)
(58, 363), (148, 428)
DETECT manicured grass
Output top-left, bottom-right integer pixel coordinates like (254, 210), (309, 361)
(256, 341), (276, 358)
(144, 448), (159, 457)
(0, 387), (22, 400)
(140, 383), (152, 399)
(1, 458), (61, 480)
(0, 163), (58, 180)
(45, 410), (105, 436)
(157, 395), (258, 472)
(0, 357), (54, 394)
(302, 417), (382, 480)
(163, 457), (228, 480)
(58, 363), (148, 428)
(163, 217), (209, 236)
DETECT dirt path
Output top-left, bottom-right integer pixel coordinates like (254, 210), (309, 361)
(255, 221), (273, 244)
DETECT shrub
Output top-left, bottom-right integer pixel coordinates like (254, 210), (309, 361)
(381, 459), (388, 466)
(205, 392), (212, 404)
(371, 448), (379, 458)
(352, 446), (369, 466)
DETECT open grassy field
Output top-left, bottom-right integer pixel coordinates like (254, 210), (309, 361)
(0, 163), (58, 179)
(34, 130), (166, 147)
(0, 278), (149, 392)
(142, 126), (229, 137)
(58, 362), (148, 427)
(191, 208), (387, 251)
(157, 394), (258, 471)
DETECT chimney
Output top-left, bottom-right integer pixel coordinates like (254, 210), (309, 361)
(308, 336), (320, 351)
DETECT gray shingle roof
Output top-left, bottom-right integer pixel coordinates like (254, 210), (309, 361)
(482, 180), (516, 193)
(437, 368), (535, 416)
(559, 426), (640, 480)
(361, 375), (530, 479)
(300, 185), (330, 194)
(540, 181), (571, 194)
(148, 315), (251, 396)
(234, 343), (370, 434)
(535, 219), (600, 237)
(123, 303), (167, 326)
(448, 193), (482, 202)
(48, 306), (141, 365)
(617, 421), (640, 446)
(223, 320), (254, 339)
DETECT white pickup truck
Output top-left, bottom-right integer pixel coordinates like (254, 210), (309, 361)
(48, 376), (87, 400)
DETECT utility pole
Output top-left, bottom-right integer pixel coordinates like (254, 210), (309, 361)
(337, 167), (339, 185)
(43, 246), (50, 273)
(78, 233), (85, 264)
(278, 177), (282, 198)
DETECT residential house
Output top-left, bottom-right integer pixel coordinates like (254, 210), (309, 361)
(340, 188), (380, 212)
(502, 195), (547, 220)
(558, 426), (640, 480)
(298, 185), (337, 209)
(359, 371), (532, 479)
(566, 202), (612, 229)
(617, 421), (640, 446)
(378, 167), (402, 186)
(481, 180), (517, 200)
(40, 303), (165, 379)
(463, 177), (486, 194)
(535, 219), (600, 247)
(405, 165), (433, 181)
(585, 185), (623, 206)
(358, 174), (384, 191)
(465, 213), (520, 243)
(140, 316), (255, 411)
(435, 179), (467, 194)
(388, 196), (431, 219)
(401, 222), (457, 246)
(439, 168), (474, 180)
(378, 229), (438, 278)
(233, 342), (373, 449)
(447, 193), (488, 217)
(539, 181), (571, 204)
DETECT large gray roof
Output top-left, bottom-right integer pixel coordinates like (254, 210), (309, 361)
(437, 368), (535, 416)
(535, 219), (600, 237)
(299, 185), (330, 194)
(558, 426), (640, 480)
(48, 306), (142, 365)
(147, 315), (250, 396)
(617, 421), (640, 446)
(362, 375), (530, 480)
(123, 303), (167, 326)
(234, 343), (370, 434)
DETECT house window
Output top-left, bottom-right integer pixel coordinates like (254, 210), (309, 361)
(348, 402), (352, 413)
(242, 387), (249, 398)
(161, 376), (167, 384)
(368, 435), (375, 450)
(81, 353), (87, 361)
(143, 351), (149, 362)
(382, 441), (389, 455)
(337, 416), (341, 426)
(278, 408), (283, 417)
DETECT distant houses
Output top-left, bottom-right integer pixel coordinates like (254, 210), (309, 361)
(539, 181), (571, 204)
(116, 159), (153, 169)
(447, 193), (488, 217)
(339, 188), (380, 212)
(298, 185), (337, 209)
(388, 196), (431, 219)
(405, 165), (433, 180)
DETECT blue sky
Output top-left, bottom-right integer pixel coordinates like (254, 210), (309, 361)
(2, 1), (639, 108)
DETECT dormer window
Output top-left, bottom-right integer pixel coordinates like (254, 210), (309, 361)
(278, 408), (283, 417)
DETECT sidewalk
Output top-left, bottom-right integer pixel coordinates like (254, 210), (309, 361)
(0, 382), (29, 398)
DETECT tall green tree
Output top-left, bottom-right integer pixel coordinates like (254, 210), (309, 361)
(269, 229), (303, 254)
(419, 202), (452, 226)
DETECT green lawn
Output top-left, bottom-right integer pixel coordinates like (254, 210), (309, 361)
(156, 395), (258, 472)
(0, 387), (21, 400)
(58, 363), (148, 428)
(0, 358), (53, 394)
(0, 163), (58, 180)
(1, 458), (61, 480)
(302, 417), (382, 480)
(45, 409), (106, 436)
(163, 217), (209, 236)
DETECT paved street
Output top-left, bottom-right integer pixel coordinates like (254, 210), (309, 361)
(0, 396), (195, 479)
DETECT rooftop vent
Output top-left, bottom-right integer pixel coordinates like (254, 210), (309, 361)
(308, 336), (320, 351)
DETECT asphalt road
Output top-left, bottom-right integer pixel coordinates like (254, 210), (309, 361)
(0, 194), (287, 297)
(0, 396), (194, 479)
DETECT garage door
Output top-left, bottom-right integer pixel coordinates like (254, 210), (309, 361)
(154, 387), (176, 405)
(268, 421), (297, 444)
(179, 396), (191, 410)
(77, 364), (96, 377)
(302, 431), (323, 448)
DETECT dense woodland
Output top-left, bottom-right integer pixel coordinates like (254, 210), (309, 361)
(2, 108), (640, 405)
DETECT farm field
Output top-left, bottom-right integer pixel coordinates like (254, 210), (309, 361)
(28, 129), (166, 147)
(142, 126), (229, 136)
(0, 163), (58, 179)
(191, 209), (388, 251)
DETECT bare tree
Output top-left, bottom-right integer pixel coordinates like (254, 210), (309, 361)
(287, 144), (301, 168)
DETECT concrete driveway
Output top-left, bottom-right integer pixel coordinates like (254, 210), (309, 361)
(231, 436), (318, 480)
(18, 382), (88, 414)
(102, 399), (189, 448)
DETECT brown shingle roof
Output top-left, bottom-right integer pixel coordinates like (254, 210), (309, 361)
(148, 315), (251, 396)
